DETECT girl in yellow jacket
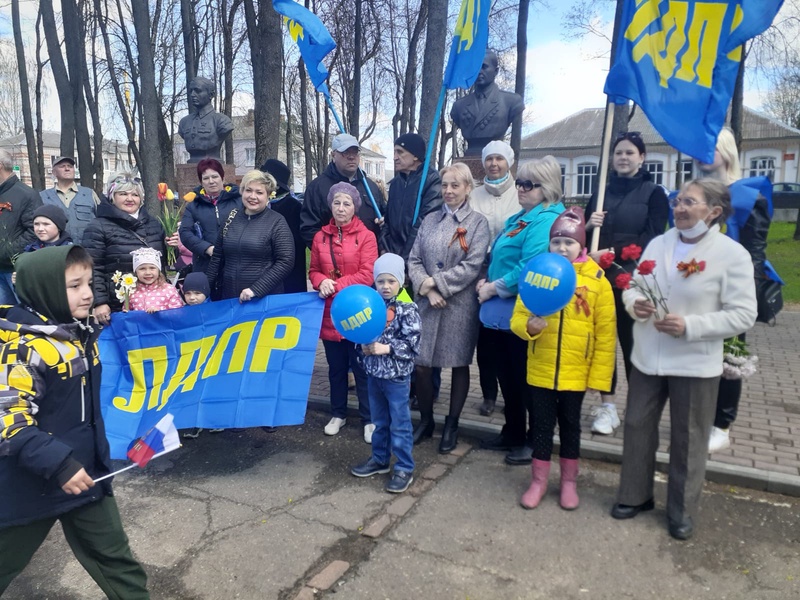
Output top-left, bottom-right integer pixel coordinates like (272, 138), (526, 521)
(510, 207), (616, 510)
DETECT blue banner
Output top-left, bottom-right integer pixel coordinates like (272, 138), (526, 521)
(443, 0), (490, 89)
(604, 0), (783, 163)
(273, 0), (337, 95)
(100, 293), (324, 458)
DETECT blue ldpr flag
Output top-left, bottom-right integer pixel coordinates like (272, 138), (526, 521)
(604, 0), (784, 163)
(442, 0), (491, 89)
(273, 0), (336, 95)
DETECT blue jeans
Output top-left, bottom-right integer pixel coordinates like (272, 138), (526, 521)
(369, 375), (414, 473)
(0, 272), (18, 306)
(322, 339), (370, 424)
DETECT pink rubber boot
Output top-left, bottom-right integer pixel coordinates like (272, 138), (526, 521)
(520, 459), (551, 509)
(559, 458), (580, 510)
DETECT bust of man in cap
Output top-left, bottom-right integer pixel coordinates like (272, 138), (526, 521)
(178, 77), (235, 163)
(450, 51), (524, 156)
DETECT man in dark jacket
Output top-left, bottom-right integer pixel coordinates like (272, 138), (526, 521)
(0, 149), (41, 305)
(0, 245), (149, 598)
(380, 133), (443, 260)
(300, 133), (385, 247)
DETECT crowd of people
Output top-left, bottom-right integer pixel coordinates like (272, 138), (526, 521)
(0, 123), (766, 596)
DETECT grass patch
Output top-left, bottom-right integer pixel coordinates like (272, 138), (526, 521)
(766, 222), (800, 304)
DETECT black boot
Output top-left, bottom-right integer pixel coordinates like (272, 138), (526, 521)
(439, 416), (459, 454)
(413, 411), (434, 445)
(479, 398), (496, 416)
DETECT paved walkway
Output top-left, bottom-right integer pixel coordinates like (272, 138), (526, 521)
(307, 308), (800, 496)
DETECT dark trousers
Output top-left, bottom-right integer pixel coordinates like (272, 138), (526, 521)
(617, 367), (720, 523)
(322, 339), (370, 424)
(530, 387), (586, 461)
(608, 287), (635, 396)
(0, 496), (149, 599)
(714, 333), (745, 429)
(476, 325), (499, 401)
(493, 329), (533, 445)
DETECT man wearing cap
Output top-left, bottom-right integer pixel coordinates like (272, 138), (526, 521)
(39, 156), (99, 245)
(260, 158), (306, 293)
(0, 149), (41, 305)
(299, 133), (385, 247)
(380, 133), (442, 261)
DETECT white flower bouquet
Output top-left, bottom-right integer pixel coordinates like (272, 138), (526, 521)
(112, 271), (137, 312)
(722, 337), (758, 380)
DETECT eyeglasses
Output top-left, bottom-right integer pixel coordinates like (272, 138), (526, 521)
(515, 179), (543, 192)
(616, 131), (642, 141)
(669, 197), (707, 208)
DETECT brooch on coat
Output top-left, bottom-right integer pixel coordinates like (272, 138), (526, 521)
(676, 258), (706, 278)
(574, 286), (591, 316)
(449, 227), (469, 252)
(505, 220), (528, 238)
(0, 202), (12, 213)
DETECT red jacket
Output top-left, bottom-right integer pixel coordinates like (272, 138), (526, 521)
(309, 217), (378, 341)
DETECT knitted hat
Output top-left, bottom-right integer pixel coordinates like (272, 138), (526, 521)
(327, 181), (362, 211)
(183, 272), (211, 297)
(131, 247), (162, 272)
(481, 140), (514, 168)
(33, 204), (68, 234)
(373, 253), (405, 286)
(549, 206), (586, 247)
(260, 159), (291, 193)
(394, 133), (426, 162)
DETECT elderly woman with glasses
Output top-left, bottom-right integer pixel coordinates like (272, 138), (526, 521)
(611, 179), (756, 540)
(584, 131), (669, 436)
(82, 172), (168, 324)
(475, 156), (565, 466)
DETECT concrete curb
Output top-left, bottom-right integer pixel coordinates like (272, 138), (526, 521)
(307, 395), (800, 498)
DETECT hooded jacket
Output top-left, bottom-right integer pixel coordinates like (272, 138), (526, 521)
(178, 183), (241, 274)
(1, 246), (112, 529)
(308, 217), (378, 341)
(510, 256), (617, 392)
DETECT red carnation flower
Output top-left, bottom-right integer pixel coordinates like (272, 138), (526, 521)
(621, 244), (642, 261)
(598, 252), (615, 270)
(637, 260), (656, 276)
(697, 260), (706, 272)
(615, 273), (632, 290)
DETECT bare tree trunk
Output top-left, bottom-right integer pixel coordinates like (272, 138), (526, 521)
(131, 0), (165, 212)
(299, 60), (313, 185)
(511, 0), (530, 162)
(244, 0), (282, 167)
(221, 0), (241, 165)
(419, 0), (446, 143)
(400, 1), (428, 135)
(62, 0), (93, 186)
(82, 10), (104, 195)
(731, 48), (747, 148)
(11, 0), (44, 190)
(180, 0), (197, 99)
(349, 0), (363, 136)
(34, 12), (46, 185)
(40, 0), (75, 157)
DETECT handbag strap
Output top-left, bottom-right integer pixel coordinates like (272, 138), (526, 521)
(327, 233), (342, 279)
(222, 209), (238, 238)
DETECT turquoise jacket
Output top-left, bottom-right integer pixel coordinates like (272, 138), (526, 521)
(488, 202), (565, 295)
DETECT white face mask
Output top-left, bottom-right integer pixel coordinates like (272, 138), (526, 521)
(680, 218), (709, 239)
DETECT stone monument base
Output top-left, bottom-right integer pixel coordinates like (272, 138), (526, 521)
(176, 163), (238, 200)
(453, 156), (485, 182)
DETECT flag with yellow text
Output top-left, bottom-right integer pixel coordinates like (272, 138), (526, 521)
(443, 0), (491, 89)
(604, 0), (784, 163)
(100, 293), (324, 458)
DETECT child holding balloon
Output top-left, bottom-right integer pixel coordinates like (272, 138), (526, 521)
(510, 207), (616, 510)
(351, 253), (421, 494)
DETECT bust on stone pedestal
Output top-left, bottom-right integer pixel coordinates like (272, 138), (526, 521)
(450, 51), (525, 157)
(178, 77), (234, 164)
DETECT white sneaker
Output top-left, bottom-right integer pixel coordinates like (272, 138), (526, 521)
(591, 404), (621, 435)
(324, 417), (346, 436)
(364, 423), (376, 444)
(708, 427), (731, 453)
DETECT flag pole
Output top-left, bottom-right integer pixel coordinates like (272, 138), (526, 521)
(413, 86), (448, 226)
(590, 98), (616, 253)
(323, 93), (382, 219)
(92, 446), (180, 483)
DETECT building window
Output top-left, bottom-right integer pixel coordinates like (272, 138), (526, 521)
(749, 156), (775, 179)
(103, 158), (109, 170)
(364, 162), (371, 175)
(559, 164), (566, 194)
(245, 147), (256, 164)
(576, 163), (597, 196)
(643, 161), (664, 186)
(675, 160), (693, 188)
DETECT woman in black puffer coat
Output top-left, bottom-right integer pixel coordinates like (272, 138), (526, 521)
(82, 173), (166, 324)
(206, 170), (294, 302)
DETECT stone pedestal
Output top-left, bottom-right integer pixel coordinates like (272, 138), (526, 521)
(176, 163), (238, 200)
(454, 156), (485, 183)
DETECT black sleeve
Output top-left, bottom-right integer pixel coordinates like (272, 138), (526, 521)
(81, 221), (111, 306)
(179, 204), (210, 257)
(636, 185), (669, 252)
(205, 228), (225, 288)
(250, 216), (296, 297)
(299, 181), (326, 248)
(739, 195), (770, 278)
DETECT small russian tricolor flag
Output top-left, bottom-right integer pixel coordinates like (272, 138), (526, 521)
(127, 414), (181, 468)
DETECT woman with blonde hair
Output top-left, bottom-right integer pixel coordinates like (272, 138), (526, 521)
(476, 155), (565, 465)
(206, 170), (295, 301)
(408, 162), (491, 453)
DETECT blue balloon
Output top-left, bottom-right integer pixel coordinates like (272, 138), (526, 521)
(518, 253), (577, 316)
(330, 285), (387, 344)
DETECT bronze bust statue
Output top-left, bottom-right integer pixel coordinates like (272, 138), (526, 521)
(450, 52), (525, 156)
(178, 77), (235, 164)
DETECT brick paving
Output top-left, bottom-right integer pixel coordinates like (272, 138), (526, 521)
(307, 309), (800, 482)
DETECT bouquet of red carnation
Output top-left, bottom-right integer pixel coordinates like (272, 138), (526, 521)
(599, 244), (669, 318)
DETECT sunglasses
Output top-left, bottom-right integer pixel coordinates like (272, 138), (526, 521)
(515, 179), (543, 192)
(616, 131), (642, 141)
(111, 175), (143, 185)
